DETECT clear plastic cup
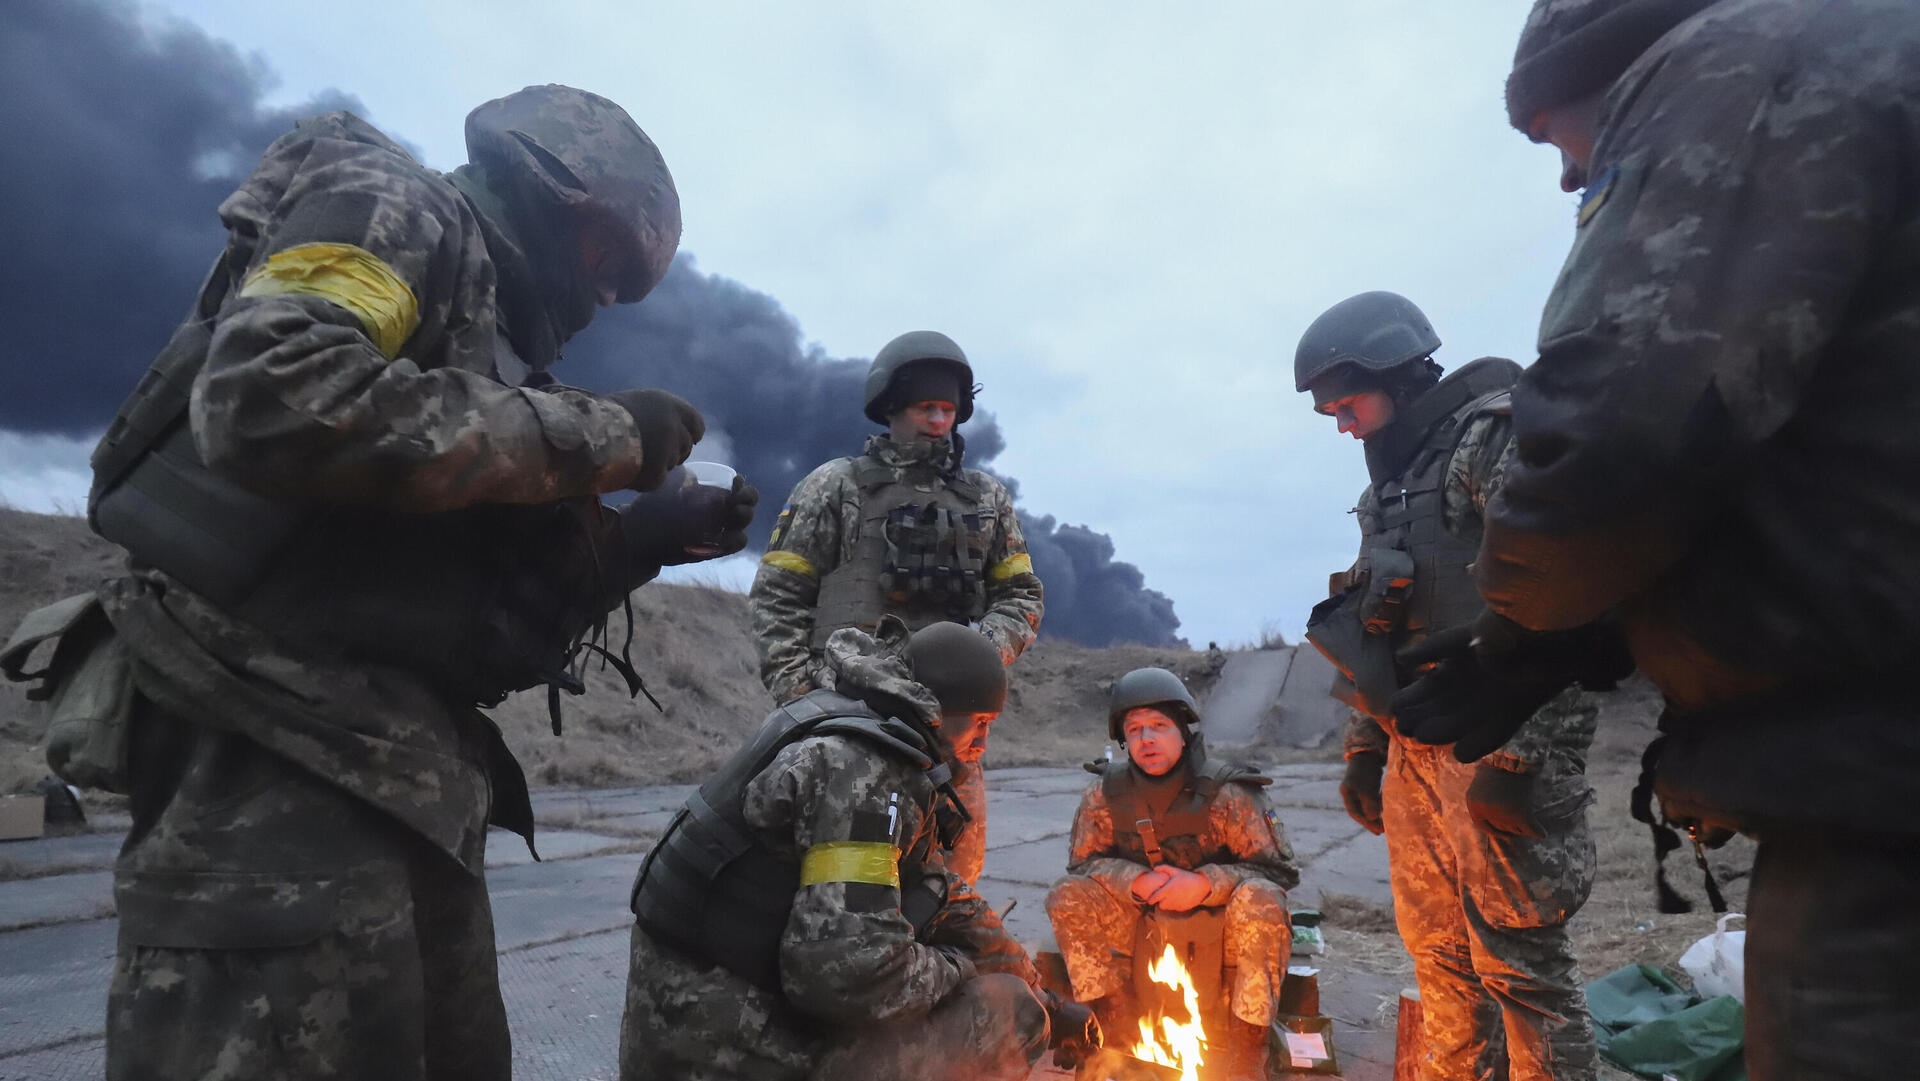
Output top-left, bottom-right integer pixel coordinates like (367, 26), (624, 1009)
(679, 461), (738, 557)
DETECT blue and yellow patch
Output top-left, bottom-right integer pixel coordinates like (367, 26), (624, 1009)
(767, 504), (794, 550)
(1577, 164), (1619, 228)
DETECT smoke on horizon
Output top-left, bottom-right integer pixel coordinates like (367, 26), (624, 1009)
(0, 0), (1184, 648)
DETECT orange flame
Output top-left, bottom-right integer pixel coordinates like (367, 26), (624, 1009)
(1130, 944), (1208, 1081)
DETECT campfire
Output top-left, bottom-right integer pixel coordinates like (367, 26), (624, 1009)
(1131, 943), (1209, 1081)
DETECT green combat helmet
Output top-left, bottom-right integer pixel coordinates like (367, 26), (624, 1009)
(1107, 667), (1200, 741)
(863, 331), (976, 425)
(466, 84), (681, 304)
(910, 622), (1007, 715)
(1294, 291), (1440, 413)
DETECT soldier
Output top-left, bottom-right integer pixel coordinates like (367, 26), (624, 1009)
(1045, 667), (1298, 1079)
(1390, 2), (1920, 1077)
(1296, 292), (1600, 1081)
(748, 330), (1045, 884)
(30, 86), (754, 1081)
(621, 619), (1097, 1080)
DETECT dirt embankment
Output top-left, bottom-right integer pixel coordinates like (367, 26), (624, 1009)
(0, 507), (1217, 791)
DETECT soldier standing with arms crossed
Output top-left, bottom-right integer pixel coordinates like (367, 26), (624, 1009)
(749, 330), (1044, 884)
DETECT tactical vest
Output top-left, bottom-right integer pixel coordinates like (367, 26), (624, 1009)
(810, 456), (993, 648)
(630, 689), (957, 992)
(1086, 746), (1270, 872)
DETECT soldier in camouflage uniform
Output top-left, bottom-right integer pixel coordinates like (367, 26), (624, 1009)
(1390, 2), (1920, 1077)
(621, 619), (1097, 1080)
(1046, 668), (1298, 1078)
(748, 330), (1044, 884)
(47, 87), (755, 1081)
(1296, 293), (1599, 1081)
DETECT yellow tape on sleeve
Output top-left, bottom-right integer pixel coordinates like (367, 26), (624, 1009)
(799, 841), (900, 888)
(239, 242), (421, 359)
(987, 553), (1034, 582)
(760, 550), (819, 579)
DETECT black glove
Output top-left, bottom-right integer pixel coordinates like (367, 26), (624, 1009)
(1041, 990), (1102, 1069)
(619, 469), (759, 567)
(1464, 764), (1544, 837)
(1393, 610), (1630, 762)
(1390, 652), (1567, 763)
(608, 388), (705, 491)
(1340, 753), (1386, 835)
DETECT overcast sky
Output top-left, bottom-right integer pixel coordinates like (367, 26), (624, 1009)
(0, 0), (1579, 647)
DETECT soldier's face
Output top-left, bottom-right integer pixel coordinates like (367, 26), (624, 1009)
(889, 400), (958, 444)
(1529, 91), (1605, 193)
(944, 710), (998, 762)
(1321, 390), (1395, 440)
(1122, 709), (1187, 776)
(577, 220), (634, 309)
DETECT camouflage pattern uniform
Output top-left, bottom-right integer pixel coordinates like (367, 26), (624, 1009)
(1045, 763), (1300, 1028)
(96, 99), (667, 1081)
(1483, 3), (1920, 1075)
(619, 629), (1047, 1081)
(749, 433), (1044, 883)
(1349, 409), (1599, 1081)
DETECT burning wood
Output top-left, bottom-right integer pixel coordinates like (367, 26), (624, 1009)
(1130, 944), (1209, 1081)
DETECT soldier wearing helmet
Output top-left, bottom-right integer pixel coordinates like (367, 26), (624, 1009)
(1296, 291), (1602, 1081)
(621, 619), (1098, 1080)
(748, 330), (1044, 884)
(1044, 667), (1298, 1078)
(1386, 2), (1920, 1077)
(50, 85), (754, 1081)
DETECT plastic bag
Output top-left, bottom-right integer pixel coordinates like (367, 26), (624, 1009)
(1679, 913), (1746, 1004)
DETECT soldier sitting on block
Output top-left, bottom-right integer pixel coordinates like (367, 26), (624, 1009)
(1046, 668), (1300, 1077)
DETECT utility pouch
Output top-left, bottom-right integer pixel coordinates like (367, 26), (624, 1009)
(1, 594), (136, 793)
(1357, 548), (1414, 634)
(1305, 586), (1400, 721)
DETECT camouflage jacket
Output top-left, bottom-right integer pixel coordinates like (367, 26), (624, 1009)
(1481, 0), (1920, 712)
(747, 435), (1043, 700)
(1344, 411), (1596, 773)
(99, 111), (658, 872)
(1065, 765), (1300, 906)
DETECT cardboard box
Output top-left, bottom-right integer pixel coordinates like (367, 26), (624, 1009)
(0, 794), (46, 841)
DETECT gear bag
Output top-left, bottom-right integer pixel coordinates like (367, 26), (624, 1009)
(2, 594), (136, 792)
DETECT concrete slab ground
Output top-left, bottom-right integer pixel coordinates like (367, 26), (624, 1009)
(0, 763), (1400, 1081)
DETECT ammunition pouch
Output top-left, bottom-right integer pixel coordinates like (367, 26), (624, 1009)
(2, 594), (137, 792)
(1305, 557), (1411, 722)
(881, 503), (989, 609)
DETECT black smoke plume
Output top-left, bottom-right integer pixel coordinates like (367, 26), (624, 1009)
(0, 0), (1184, 648)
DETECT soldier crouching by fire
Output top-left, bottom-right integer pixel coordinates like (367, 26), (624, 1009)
(1046, 668), (1299, 1079)
(620, 619), (1098, 1080)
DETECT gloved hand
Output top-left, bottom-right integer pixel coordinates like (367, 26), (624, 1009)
(1340, 753), (1386, 835)
(608, 388), (705, 491)
(1389, 652), (1566, 763)
(1464, 763), (1544, 837)
(1041, 989), (1102, 1069)
(1392, 609), (1628, 762)
(618, 469), (759, 567)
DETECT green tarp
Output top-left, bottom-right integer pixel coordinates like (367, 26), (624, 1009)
(1586, 965), (1746, 1081)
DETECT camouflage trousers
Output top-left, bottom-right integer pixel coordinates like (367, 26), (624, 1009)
(1044, 874), (1292, 1027)
(1384, 739), (1596, 1081)
(621, 925), (1047, 1080)
(107, 705), (507, 1081)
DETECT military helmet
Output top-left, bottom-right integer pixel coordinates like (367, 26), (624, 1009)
(465, 85), (681, 304)
(1107, 667), (1200, 741)
(863, 331), (976, 425)
(1294, 291), (1440, 413)
(909, 622), (1007, 715)
(1506, 0), (1719, 134)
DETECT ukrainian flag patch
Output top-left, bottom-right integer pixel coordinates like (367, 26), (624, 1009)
(1577, 164), (1619, 228)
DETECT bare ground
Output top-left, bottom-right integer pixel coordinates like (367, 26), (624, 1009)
(1, 506), (1754, 1007)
